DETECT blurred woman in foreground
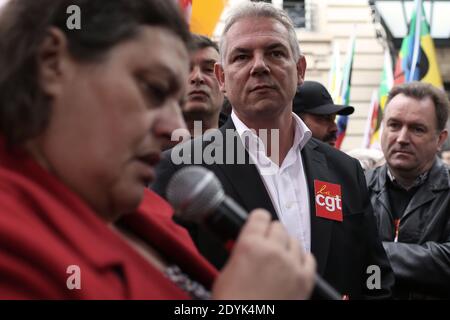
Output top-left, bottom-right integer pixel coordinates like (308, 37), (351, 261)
(0, 0), (315, 299)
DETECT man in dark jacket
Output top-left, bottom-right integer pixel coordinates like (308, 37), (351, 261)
(153, 1), (394, 300)
(366, 82), (450, 299)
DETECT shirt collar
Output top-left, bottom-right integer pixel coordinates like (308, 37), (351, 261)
(230, 110), (312, 153)
(387, 168), (429, 190)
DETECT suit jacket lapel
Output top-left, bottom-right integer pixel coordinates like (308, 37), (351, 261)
(217, 122), (334, 275)
(301, 140), (333, 276)
(376, 189), (392, 219)
(214, 119), (277, 219)
(372, 166), (393, 220)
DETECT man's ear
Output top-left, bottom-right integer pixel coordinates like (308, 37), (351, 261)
(296, 55), (307, 86)
(38, 27), (72, 97)
(437, 129), (449, 152)
(214, 62), (226, 93)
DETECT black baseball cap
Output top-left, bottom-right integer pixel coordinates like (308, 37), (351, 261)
(293, 81), (354, 116)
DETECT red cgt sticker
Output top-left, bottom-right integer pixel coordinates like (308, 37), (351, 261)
(314, 180), (343, 222)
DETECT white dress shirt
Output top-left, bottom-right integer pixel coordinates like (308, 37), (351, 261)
(231, 111), (312, 252)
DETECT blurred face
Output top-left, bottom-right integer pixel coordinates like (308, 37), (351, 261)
(184, 46), (223, 117)
(35, 26), (188, 220)
(215, 17), (305, 126)
(442, 150), (450, 165)
(300, 113), (337, 146)
(381, 94), (448, 178)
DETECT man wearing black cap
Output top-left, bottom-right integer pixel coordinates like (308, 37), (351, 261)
(294, 81), (354, 147)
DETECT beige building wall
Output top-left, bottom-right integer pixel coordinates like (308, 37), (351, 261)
(298, 0), (385, 151)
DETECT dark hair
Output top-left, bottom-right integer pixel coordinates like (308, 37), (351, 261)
(0, 0), (190, 146)
(190, 33), (219, 54)
(385, 82), (450, 132)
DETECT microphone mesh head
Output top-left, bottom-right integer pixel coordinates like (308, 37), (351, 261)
(166, 166), (225, 223)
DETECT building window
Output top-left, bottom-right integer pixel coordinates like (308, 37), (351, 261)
(250, 0), (311, 30)
(283, 0), (306, 29)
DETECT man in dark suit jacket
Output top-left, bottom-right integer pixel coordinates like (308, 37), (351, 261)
(152, 1), (394, 299)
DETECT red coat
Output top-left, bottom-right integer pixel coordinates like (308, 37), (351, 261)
(0, 139), (217, 299)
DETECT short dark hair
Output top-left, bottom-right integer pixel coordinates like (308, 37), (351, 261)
(0, 0), (190, 146)
(385, 82), (450, 132)
(190, 34), (219, 53)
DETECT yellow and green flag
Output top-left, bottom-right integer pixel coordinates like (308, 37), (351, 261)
(393, 0), (443, 88)
(368, 49), (394, 149)
(328, 41), (342, 104)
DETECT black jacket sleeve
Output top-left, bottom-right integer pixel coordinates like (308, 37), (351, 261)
(383, 237), (450, 296)
(356, 160), (395, 299)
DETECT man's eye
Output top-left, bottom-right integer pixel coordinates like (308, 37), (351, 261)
(234, 54), (248, 62)
(139, 80), (167, 106)
(413, 126), (426, 134)
(271, 51), (284, 58)
(388, 122), (400, 130)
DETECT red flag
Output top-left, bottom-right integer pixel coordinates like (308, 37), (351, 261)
(178, 0), (192, 23)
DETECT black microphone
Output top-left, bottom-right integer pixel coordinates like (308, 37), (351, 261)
(166, 166), (342, 300)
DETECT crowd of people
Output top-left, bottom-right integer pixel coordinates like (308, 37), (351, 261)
(0, 0), (449, 300)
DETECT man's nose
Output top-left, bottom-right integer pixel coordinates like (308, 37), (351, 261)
(155, 101), (188, 144)
(330, 119), (338, 132)
(396, 126), (410, 144)
(250, 53), (270, 75)
(189, 66), (205, 85)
